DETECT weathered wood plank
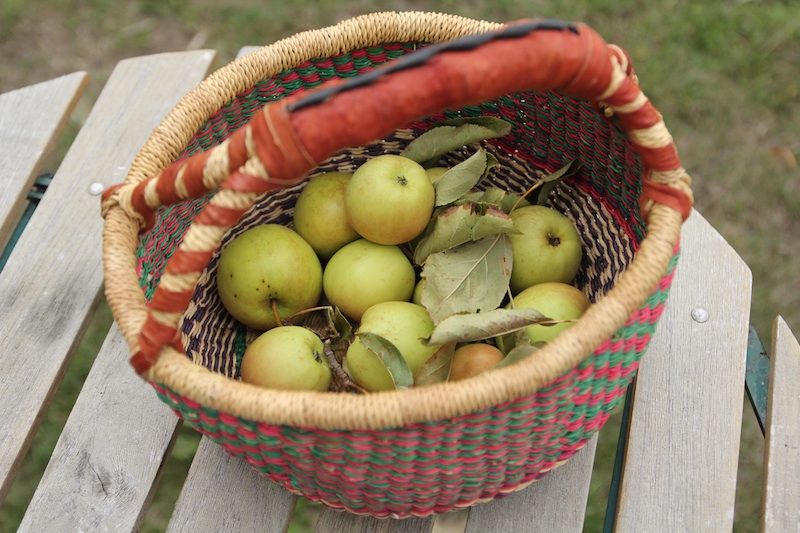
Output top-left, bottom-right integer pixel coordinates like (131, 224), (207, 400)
(315, 508), (434, 533)
(614, 209), (752, 531)
(0, 72), (87, 253)
(761, 316), (800, 532)
(18, 324), (183, 532)
(464, 435), (598, 532)
(0, 50), (216, 506)
(167, 437), (298, 533)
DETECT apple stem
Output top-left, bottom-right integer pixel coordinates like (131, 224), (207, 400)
(287, 305), (333, 322)
(270, 299), (283, 326)
(324, 342), (365, 394)
(509, 180), (544, 213)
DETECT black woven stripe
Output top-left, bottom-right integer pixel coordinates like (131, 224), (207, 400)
(287, 19), (578, 112)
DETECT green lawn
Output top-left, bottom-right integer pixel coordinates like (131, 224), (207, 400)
(1, 0), (798, 531)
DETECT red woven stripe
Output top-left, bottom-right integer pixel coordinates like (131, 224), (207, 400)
(150, 286), (195, 313)
(166, 249), (214, 275)
(195, 203), (249, 227)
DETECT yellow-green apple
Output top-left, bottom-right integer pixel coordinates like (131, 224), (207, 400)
(425, 166), (449, 184)
(322, 238), (415, 321)
(412, 278), (426, 306)
(509, 205), (582, 293)
(216, 224), (322, 330)
(345, 301), (441, 391)
(449, 343), (505, 381)
(240, 325), (331, 391)
(345, 154), (435, 245)
(512, 282), (591, 344)
(293, 171), (360, 260)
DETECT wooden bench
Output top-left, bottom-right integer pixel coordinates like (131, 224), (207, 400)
(1, 49), (798, 532)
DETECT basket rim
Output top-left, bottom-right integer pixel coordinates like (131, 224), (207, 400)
(102, 11), (689, 430)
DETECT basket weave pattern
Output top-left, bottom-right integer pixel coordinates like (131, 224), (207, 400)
(101, 12), (691, 518)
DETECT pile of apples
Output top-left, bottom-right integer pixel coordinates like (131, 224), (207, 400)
(215, 118), (590, 393)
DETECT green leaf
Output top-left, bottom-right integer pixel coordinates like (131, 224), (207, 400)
(413, 202), (518, 265)
(425, 307), (548, 346)
(495, 342), (546, 369)
(458, 187), (531, 214)
(356, 332), (414, 390)
(400, 118), (512, 164)
(414, 341), (456, 386)
(433, 149), (497, 207)
(420, 234), (513, 324)
(326, 306), (353, 341)
(534, 159), (582, 206)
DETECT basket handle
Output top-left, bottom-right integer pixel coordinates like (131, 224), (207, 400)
(102, 18), (693, 375)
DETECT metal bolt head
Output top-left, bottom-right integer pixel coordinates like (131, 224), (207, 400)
(88, 182), (105, 196)
(691, 307), (710, 323)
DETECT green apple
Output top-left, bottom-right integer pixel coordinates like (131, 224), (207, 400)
(449, 343), (505, 381)
(293, 171), (360, 260)
(217, 224), (322, 330)
(240, 325), (331, 391)
(509, 205), (583, 293)
(412, 278), (426, 305)
(322, 238), (415, 321)
(345, 301), (441, 391)
(512, 282), (591, 344)
(345, 154), (435, 245)
(425, 166), (449, 184)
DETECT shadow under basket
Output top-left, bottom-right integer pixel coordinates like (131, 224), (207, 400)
(102, 12), (691, 518)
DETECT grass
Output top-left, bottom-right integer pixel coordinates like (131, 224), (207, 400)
(1, 0), (798, 531)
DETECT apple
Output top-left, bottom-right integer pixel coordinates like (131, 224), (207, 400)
(345, 154), (435, 245)
(292, 171), (360, 260)
(512, 282), (591, 344)
(345, 301), (441, 391)
(217, 224), (323, 330)
(508, 205), (583, 293)
(412, 278), (426, 306)
(240, 325), (331, 391)
(449, 343), (505, 381)
(425, 166), (449, 184)
(322, 238), (415, 321)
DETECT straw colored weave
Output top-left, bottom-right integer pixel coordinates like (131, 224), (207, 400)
(101, 11), (692, 517)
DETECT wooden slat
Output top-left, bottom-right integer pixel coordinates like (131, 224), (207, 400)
(761, 316), (800, 532)
(0, 50), (216, 506)
(0, 72), (87, 253)
(315, 508), (434, 533)
(614, 209), (752, 531)
(464, 435), (598, 532)
(18, 325), (183, 532)
(167, 437), (297, 533)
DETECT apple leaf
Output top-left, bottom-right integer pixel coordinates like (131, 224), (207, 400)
(413, 341), (456, 386)
(326, 306), (353, 342)
(400, 117), (512, 164)
(458, 187), (531, 214)
(494, 342), (546, 369)
(420, 234), (513, 324)
(533, 159), (582, 206)
(413, 202), (518, 265)
(356, 332), (414, 390)
(424, 307), (548, 346)
(433, 149), (498, 207)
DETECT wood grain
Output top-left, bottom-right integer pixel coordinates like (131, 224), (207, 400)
(761, 316), (800, 533)
(167, 437), (298, 533)
(464, 435), (598, 532)
(18, 325), (183, 532)
(614, 209), (752, 531)
(0, 50), (215, 505)
(315, 508), (434, 533)
(0, 72), (87, 254)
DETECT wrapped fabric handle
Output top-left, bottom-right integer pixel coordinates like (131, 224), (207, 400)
(100, 18), (693, 374)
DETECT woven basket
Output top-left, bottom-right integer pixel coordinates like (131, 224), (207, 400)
(101, 12), (693, 518)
